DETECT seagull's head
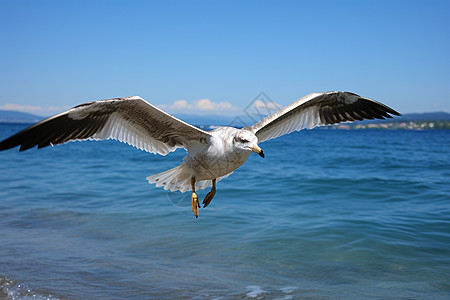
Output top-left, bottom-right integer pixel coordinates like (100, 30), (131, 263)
(233, 130), (264, 158)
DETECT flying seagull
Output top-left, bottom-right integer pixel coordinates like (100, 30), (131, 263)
(0, 91), (400, 217)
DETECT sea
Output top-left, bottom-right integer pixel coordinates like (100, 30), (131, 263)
(0, 123), (449, 300)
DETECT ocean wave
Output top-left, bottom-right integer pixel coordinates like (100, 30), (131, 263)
(0, 276), (59, 300)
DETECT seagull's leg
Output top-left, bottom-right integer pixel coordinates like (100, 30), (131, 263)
(202, 178), (216, 208)
(191, 177), (200, 218)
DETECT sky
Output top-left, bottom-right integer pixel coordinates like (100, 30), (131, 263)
(1, 0), (449, 117)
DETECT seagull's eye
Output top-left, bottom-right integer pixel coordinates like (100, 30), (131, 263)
(240, 138), (249, 143)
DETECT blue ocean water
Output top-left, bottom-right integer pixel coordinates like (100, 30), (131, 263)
(0, 123), (449, 299)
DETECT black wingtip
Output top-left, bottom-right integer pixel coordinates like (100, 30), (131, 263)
(357, 96), (402, 118)
(0, 137), (21, 152)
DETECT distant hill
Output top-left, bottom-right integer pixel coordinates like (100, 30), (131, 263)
(0, 109), (449, 128)
(332, 112), (450, 130)
(169, 112), (450, 125)
(0, 110), (43, 123)
(174, 112), (450, 128)
(396, 112), (450, 121)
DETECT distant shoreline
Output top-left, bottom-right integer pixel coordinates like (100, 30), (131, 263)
(1, 109), (449, 130)
(2, 121), (449, 130)
(323, 120), (450, 130)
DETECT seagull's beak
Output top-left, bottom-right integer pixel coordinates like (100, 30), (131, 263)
(251, 145), (265, 158)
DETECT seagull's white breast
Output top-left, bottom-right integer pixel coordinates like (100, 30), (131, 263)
(184, 127), (251, 181)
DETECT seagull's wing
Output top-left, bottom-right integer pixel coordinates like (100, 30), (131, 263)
(0, 96), (211, 155)
(249, 91), (401, 143)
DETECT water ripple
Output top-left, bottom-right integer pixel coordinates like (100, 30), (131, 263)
(1, 125), (449, 299)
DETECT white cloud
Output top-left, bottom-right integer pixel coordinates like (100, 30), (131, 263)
(171, 99), (190, 110)
(252, 99), (282, 111)
(0, 103), (70, 116)
(195, 99), (215, 110)
(159, 98), (240, 115)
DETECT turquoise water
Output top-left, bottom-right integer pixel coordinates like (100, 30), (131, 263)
(0, 123), (449, 299)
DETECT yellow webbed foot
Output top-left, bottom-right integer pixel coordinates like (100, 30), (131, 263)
(192, 192), (199, 218)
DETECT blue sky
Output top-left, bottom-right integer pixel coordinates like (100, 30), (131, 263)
(1, 0), (449, 116)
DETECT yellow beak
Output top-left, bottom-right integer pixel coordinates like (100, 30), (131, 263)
(250, 145), (265, 158)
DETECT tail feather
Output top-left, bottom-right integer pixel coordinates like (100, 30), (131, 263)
(147, 164), (191, 193)
(146, 163), (232, 193)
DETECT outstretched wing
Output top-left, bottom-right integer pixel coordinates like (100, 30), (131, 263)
(249, 91), (401, 143)
(0, 96), (211, 155)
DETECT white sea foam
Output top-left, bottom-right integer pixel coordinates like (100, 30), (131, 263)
(274, 295), (294, 300)
(0, 276), (59, 300)
(280, 286), (299, 293)
(245, 285), (267, 298)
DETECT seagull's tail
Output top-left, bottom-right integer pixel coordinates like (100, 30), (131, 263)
(146, 163), (232, 193)
(147, 164), (193, 193)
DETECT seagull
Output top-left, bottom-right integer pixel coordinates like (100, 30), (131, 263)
(0, 91), (400, 217)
